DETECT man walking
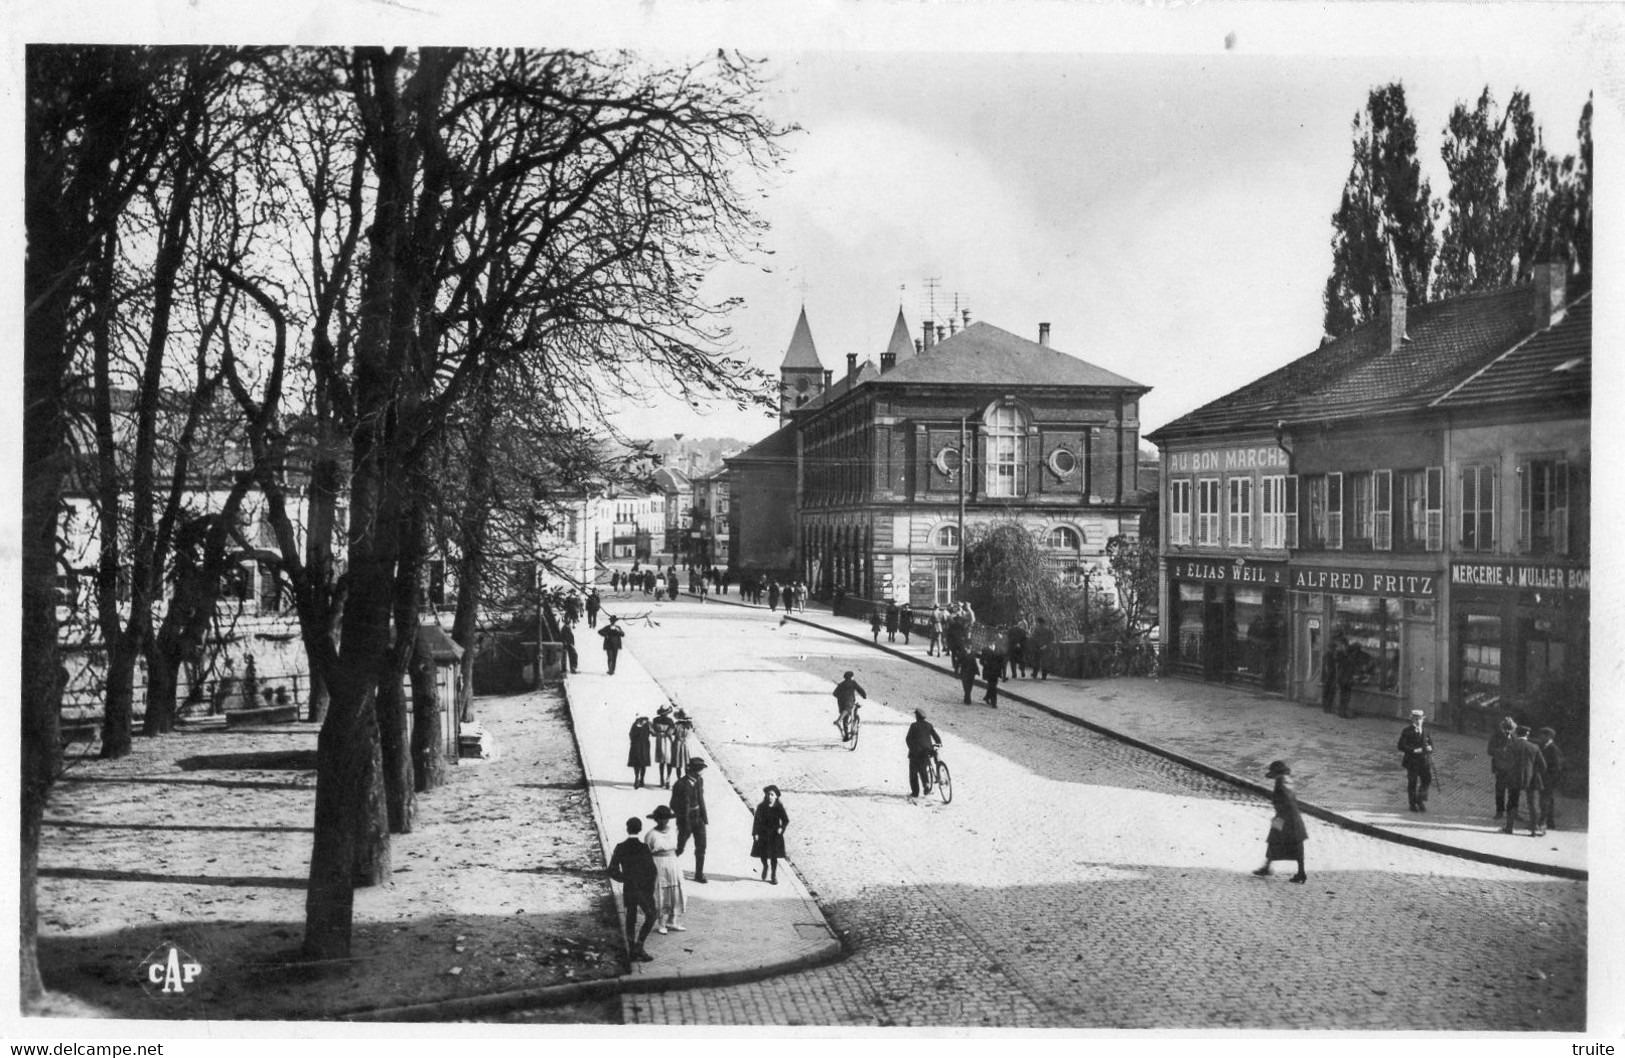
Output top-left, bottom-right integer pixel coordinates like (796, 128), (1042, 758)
(599, 616), (625, 675)
(958, 647), (980, 705)
(1397, 709), (1434, 812)
(585, 588), (601, 628)
(980, 643), (1001, 708)
(1031, 616), (1055, 680)
(1534, 726), (1564, 831)
(607, 817), (658, 961)
(905, 708), (943, 798)
(1488, 716), (1516, 819)
(671, 757), (711, 883)
(559, 621), (579, 674)
(1500, 725), (1548, 837)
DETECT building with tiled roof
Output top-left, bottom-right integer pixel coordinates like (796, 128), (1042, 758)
(1146, 266), (1589, 746)
(730, 305), (1151, 607)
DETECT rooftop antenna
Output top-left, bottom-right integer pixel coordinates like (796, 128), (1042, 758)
(923, 275), (942, 324)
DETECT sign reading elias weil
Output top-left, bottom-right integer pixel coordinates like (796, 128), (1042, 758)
(1167, 446), (1288, 474)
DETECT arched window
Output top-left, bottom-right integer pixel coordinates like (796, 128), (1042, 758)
(986, 403), (1027, 497)
(935, 524), (960, 548)
(1049, 526), (1081, 550)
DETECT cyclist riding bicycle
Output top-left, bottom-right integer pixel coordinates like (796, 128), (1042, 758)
(832, 670), (867, 741)
(905, 708), (942, 797)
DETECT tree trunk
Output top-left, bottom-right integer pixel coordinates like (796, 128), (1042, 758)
(450, 555), (482, 724)
(99, 635), (140, 758)
(307, 666), (330, 725)
(142, 637), (181, 736)
(410, 635), (446, 792)
(353, 719), (392, 885)
(376, 658), (416, 834)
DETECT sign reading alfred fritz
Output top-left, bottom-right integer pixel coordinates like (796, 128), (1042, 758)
(1170, 558), (1286, 586)
(1452, 561), (1590, 592)
(1290, 565), (1437, 598)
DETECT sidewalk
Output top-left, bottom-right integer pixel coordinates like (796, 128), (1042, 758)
(562, 647), (844, 988)
(688, 590), (1587, 880)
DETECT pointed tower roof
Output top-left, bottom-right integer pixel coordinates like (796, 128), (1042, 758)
(780, 306), (823, 370)
(885, 308), (914, 365)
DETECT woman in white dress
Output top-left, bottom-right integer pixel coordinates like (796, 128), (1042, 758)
(644, 805), (686, 933)
(651, 706), (676, 788)
(669, 710), (694, 779)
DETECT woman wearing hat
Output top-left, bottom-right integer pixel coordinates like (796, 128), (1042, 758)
(1254, 761), (1308, 883)
(651, 706), (677, 788)
(643, 804), (686, 933)
(627, 716), (653, 790)
(670, 709), (694, 778)
(750, 785), (790, 884)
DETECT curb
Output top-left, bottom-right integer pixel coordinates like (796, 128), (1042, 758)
(737, 596), (1586, 883)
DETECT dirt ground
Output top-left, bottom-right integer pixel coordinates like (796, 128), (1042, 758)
(31, 687), (625, 1023)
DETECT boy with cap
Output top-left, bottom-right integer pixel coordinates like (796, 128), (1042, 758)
(1397, 709), (1435, 812)
(607, 816), (658, 961)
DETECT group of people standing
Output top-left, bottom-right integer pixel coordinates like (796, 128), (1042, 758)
(1319, 633), (1372, 718)
(627, 704), (693, 789)
(762, 579), (808, 613)
(1392, 708), (1564, 837)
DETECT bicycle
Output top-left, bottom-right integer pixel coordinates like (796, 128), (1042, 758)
(838, 702), (861, 749)
(928, 748), (952, 803)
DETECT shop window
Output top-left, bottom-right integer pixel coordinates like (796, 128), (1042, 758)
(1169, 480), (1192, 545)
(1302, 474), (1327, 547)
(1519, 458), (1569, 556)
(1348, 472), (1373, 544)
(1197, 478), (1221, 545)
(1519, 616), (1567, 694)
(986, 404), (1027, 498)
(1174, 582), (1207, 667)
(1458, 612), (1503, 711)
(1334, 594), (1401, 693)
(1326, 472), (1344, 549)
(1231, 587), (1286, 691)
(1458, 465), (1497, 551)
(1227, 477), (1253, 548)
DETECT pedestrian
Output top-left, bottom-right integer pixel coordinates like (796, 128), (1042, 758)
(905, 708), (943, 798)
(610, 571), (620, 593)
(599, 616), (625, 675)
(832, 670), (866, 740)
(1032, 616), (1055, 680)
(1488, 716), (1516, 819)
(1337, 640), (1366, 717)
(563, 593), (580, 626)
(651, 705), (677, 788)
(1006, 621), (1028, 679)
(900, 602), (914, 645)
(1320, 636), (1340, 713)
(927, 605), (944, 656)
(885, 600), (899, 643)
(1397, 709), (1434, 812)
(1534, 727), (1564, 830)
(796, 581), (808, 612)
(980, 643), (1001, 707)
(768, 581), (780, 612)
(670, 757), (710, 883)
(643, 805), (686, 934)
(670, 709), (693, 778)
(958, 646), (980, 705)
(586, 588), (601, 628)
(1500, 725), (1548, 837)
(608, 816), (659, 961)
(870, 608), (883, 643)
(751, 785), (789, 884)
(698, 576), (709, 603)
(559, 621), (579, 674)
(1253, 760), (1308, 882)
(627, 715), (653, 789)
(667, 571), (678, 602)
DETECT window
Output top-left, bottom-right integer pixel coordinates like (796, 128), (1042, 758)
(1374, 469), (1393, 550)
(1261, 476), (1288, 548)
(933, 556), (958, 606)
(1048, 447), (1079, 477)
(258, 562), (282, 613)
(1197, 478), (1221, 545)
(1348, 472), (1372, 544)
(1169, 480), (1192, 545)
(1303, 475), (1327, 546)
(1519, 458), (1568, 555)
(1458, 612), (1503, 711)
(1395, 467), (1444, 550)
(1227, 477), (1253, 548)
(935, 524), (960, 548)
(986, 404), (1027, 498)
(1325, 472), (1344, 550)
(1459, 465), (1496, 551)
(1048, 526), (1081, 550)
(1284, 476), (1298, 547)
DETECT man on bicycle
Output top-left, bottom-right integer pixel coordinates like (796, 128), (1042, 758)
(833, 670), (866, 741)
(905, 708), (942, 797)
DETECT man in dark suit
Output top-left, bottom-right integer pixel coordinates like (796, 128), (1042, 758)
(905, 709), (942, 798)
(1397, 709), (1434, 812)
(670, 757), (710, 883)
(598, 616), (625, 675)
(958, 648), (980, 705)
(607, 816), (657, 961)
(1500, 725), (1548, 837)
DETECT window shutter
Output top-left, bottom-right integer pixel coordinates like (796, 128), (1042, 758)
(1517, 462), (1531, 553)
(1555, 460), (1569, 555)
(1486, 469), (1498, 550)
(1326, 472), (1343, 550)
(1425, 466), (1444, 551)
(1284, 475), (1298, 549)
(1374, 469), (1392, 550)
(1457, 469), (1472, 549)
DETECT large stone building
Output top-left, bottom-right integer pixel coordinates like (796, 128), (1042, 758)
(1146, 269), (1589, 738)
(729, 305), (1151, 607)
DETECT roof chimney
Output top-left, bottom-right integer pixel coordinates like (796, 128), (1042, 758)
(881, 352), (896, 372)
(962, 308), (972, 329)
(1375, 288), (1407, 353)
(935, 322), (946, 344)
(948, 316), (958, 336)
(846, 352), (858, 378)
(914, 339), (923, 356)
(1532, 260), (1568, 329)
(922, 320), (935, 352)
(1038, 322), (1051, 347)
(823, 369), (832, 390)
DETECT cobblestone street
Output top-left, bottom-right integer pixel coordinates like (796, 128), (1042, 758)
(618, 601), (1585, 1029)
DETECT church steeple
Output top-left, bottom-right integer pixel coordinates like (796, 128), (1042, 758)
(884, 307), (914, 368)
(779, 305), (826, 422)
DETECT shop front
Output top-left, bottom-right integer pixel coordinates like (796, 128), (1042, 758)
(1167, 558), (1287, 691)
(1287, 563), (1441, 719)
(1447, 559), (1589, 739)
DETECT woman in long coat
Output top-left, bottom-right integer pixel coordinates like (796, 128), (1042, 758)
(1254, 760), (1308, 882)
(627, 716), (652, 789)
(650, 706), (677, 788)
(750, 785), (790, 884)
(669, 710), (693, 778)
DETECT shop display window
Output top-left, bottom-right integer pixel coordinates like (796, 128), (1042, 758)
(1519, 616), (1567, 694)
(1230, 587), (1285, 690)
(1333, 594), (1401, 693)
(1457, 612), (1503, 711)
(1174, 582), (1206, 666)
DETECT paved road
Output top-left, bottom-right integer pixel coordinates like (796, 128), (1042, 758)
(616, 599), (1585, 1029)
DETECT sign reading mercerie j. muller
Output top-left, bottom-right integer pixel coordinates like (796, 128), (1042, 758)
(1168, 446), (1288, 474)
(1290, 566), (1437, 598)
(1452, 561), (1590, 592)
